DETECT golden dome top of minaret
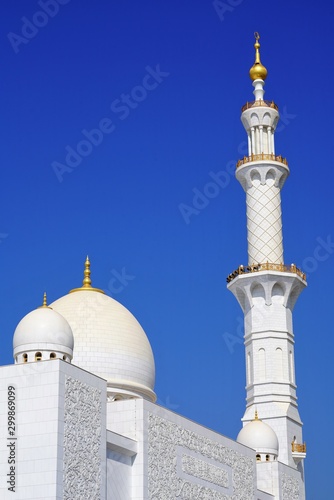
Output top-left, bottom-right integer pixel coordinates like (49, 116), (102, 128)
(249, 32), (268, 81)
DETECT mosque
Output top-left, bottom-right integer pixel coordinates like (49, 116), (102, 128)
(0, 34), (307, 499)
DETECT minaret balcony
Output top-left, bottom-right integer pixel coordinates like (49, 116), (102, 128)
(241, 99), (279, 113)
(237, 153), (288, 168)
(291, 442), (306, 463)
(226, 262), (306, 284)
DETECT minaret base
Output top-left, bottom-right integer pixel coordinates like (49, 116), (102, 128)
(228, 268), (306, 469)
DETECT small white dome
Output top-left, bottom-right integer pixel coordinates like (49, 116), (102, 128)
(13, 306), (74, 359)
(237, 417), (279, 456)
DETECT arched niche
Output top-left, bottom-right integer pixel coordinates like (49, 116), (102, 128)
(272, 283), (285, 304)
(263, 112), (271, 126)
(251, 112), (260, 126)
(265, 169), (276, 187)
(251, 170), (261, 187)
(236, 287), (246, 311)
(251, 283), (265, 306)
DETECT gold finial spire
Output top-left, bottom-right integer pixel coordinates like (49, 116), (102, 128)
(254, 409), (259, 420)
(38, 292), (52, 309)
(69, 256), (105, 294)
(82, 255), (92, 288)
(249, 32), (268, 81)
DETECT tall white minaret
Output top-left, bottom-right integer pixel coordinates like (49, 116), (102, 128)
(227, 33), (307, 474)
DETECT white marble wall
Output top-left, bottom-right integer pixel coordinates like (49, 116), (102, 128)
(0, 360), (106, 500)
(107, 399), (279, 499)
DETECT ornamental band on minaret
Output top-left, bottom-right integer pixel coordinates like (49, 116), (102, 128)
(228, 34), (307, 495)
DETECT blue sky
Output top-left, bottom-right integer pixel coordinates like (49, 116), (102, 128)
(0, 1), (333, 497)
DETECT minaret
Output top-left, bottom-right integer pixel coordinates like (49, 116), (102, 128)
(227, 34), (307, 473)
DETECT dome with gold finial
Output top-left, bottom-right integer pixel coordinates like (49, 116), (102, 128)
(249, 32), (268, 81)
(237, 411), (279, 459)
(50, 257), (156, 402)
(13, 292), (74, 364)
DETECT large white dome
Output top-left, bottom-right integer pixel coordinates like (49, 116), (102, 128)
(49, 259), (156, 401)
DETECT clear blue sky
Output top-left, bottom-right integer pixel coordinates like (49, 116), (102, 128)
(1, 1), (333, 498)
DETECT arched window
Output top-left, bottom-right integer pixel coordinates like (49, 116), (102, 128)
(63, 355), (67, 361)
(35, 352), (42, 361)
(289, 349), (295, 384)
(247, 352), (252, 385)
(256, 454), (261, 462)
(275, 347), (283, 379)
(23, 353), (28, 363)
(258, 348), (266, 380)
(50, 353), (56, 359)
(251, 283), (265, 305)
(272, 283), (284, 304)
(266, 454), (270, 462)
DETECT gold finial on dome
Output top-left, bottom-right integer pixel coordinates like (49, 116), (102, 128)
(69, 256), (105, 294)
(254, 409), (259, 420)
(82, 255), (92, 288)
(249, 32), (268, 81)
(38, 292), (52, 309)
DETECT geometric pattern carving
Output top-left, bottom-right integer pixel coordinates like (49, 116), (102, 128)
(148, 413), (254, 499)
(246, 183), (283, 265)
(182, 454), (229, 488)
(63, 376), (102, 500)
(281, 473), (300, 500)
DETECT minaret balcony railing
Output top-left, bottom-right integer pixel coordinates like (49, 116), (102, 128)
(226, 262), (306, 283)
(236, 153), (288, 168)
(241, 99), (279, 113)
(291, 442), (306, 453)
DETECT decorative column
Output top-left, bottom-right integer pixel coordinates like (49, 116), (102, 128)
(227, 34), (307, 475)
